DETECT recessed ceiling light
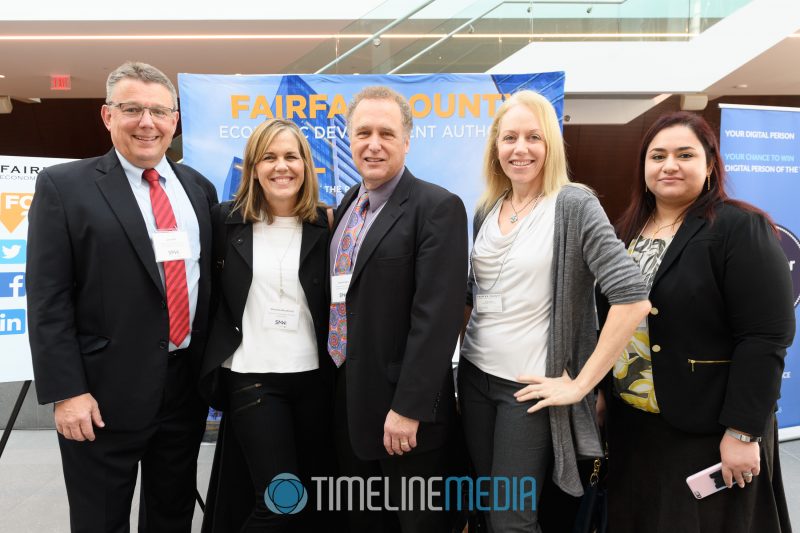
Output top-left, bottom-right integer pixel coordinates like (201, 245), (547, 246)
(0, 75), (5, 79)
(734, 84), (748, 89)
(0, 32), (699, 41)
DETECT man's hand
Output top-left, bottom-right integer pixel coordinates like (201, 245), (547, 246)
(55, 393), (104, 442)
(383, 409), (419, 456)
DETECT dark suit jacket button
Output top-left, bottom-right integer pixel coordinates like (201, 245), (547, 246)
(159, 340), (168, 349)
(313, 278), (319, 285)
(236, 238), (244, 245)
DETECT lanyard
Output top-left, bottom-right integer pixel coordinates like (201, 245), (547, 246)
(274, 223), (300, 302)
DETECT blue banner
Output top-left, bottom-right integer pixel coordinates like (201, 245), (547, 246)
(178, 72), (565, 215)
(178, 72), (566, 426)
(720, 105), (800, 433)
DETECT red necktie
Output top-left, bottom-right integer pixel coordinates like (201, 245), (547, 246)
(143, 169), (191, 347)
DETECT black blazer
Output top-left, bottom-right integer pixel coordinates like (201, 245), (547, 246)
(198, 202), (334, 409)
(599, 203), (795, 436)
(27, 149), (218, 431)
(335, 168), (468, 460)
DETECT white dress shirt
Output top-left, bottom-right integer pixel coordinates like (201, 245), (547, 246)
(117, 150), (200, 351)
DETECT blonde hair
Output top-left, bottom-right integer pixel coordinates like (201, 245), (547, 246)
(233, 119), (321, 223)
(477, 90), (571, 215)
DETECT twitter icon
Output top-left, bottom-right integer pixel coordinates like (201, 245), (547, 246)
(0, 240), (26, 264)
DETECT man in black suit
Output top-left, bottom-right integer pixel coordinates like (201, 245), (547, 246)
(26, 61), (217, 532)
(329, 86), (468, 532)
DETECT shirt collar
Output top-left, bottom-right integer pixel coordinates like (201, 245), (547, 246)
(115, 149), (174, 187)
(359, 166), (405, 213)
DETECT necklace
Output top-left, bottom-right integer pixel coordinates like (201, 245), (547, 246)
(650, 213), (682, 238)
(508, 191), (544, 223)
(274, 221), (300, 301)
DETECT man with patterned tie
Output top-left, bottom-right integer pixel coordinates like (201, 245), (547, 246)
(329, 86), (468, 532)
(26, 61), (217, 532)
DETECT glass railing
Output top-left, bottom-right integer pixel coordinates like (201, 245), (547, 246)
(284, 0), (753, 75)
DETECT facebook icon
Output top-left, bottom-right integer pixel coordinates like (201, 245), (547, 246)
(0, 272), (26, 298)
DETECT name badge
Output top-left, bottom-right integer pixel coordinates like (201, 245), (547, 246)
(476, 293), (503, 313)
(331, 274), (352, 303)
(263, 303), (300, 331)
(152, 230), (191, 263)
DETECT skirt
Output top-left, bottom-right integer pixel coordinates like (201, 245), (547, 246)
(606, 395), (792, 533)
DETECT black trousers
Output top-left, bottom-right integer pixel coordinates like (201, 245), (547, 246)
(57, 354), (208, 533)
(334, 363), (454, 533)
(223, 367), (336, 532)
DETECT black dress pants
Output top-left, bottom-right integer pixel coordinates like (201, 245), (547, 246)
(223, 367), (336, 532)
(333, 363), (454, 533)
(57, 354), (208, 533)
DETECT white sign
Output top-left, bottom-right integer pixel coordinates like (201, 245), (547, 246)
(0, 155), (72, 383)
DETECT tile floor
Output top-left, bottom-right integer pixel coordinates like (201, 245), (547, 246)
(0, 430), (798, 532)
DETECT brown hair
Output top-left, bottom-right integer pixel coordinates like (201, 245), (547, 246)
(616, 111), (775, 243)
(346, 86), (413, 136)
(232, 119), (321, 223)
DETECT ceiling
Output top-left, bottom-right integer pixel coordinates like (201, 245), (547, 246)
(0, 3), (798, 124)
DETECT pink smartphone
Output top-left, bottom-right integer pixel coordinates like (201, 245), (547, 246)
(686, 462), (728, 499)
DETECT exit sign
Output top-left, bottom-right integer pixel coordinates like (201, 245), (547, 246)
(50, 75), (71, 91)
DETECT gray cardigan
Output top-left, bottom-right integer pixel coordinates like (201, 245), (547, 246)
(467, 184), (647, 496)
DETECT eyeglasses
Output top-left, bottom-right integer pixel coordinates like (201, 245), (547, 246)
(106, 101), (177, 121)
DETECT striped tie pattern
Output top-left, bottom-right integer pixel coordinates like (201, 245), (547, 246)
(328, 192), (369, 367)
(143, 169), (191, 347)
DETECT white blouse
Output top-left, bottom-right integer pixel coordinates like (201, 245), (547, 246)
(224, 216), (319, 373)
(461, 195), (556, 382)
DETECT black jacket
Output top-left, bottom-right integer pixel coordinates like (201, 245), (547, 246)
(198, 201), (334, 408)
(333, 168), (468, 460)
(27, 149), (217, 431)
(599, 203), (795, 436)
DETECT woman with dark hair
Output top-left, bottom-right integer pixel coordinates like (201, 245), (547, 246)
(199, 119), (337, 532)
(599, 111), (795, 532)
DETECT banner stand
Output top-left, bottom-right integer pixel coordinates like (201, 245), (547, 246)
(0, 380), (31, 459)
(719, 103), (800, 441)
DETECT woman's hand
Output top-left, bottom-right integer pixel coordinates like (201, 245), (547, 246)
(720, 431), (760, 488)
(515, 369), (589, 414)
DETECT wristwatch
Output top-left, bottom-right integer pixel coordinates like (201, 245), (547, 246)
(725, 428), (762, 443)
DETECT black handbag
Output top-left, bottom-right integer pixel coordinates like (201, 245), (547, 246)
(572, 457), (608, 533)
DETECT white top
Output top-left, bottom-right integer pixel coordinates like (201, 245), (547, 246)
(461, 194), (556, 382)
(224, 217), (319, 373)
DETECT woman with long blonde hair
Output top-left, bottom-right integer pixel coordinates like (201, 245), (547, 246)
(458, 90), (650, 531)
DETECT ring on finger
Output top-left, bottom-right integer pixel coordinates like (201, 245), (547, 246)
(743, 472), (754, 482)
